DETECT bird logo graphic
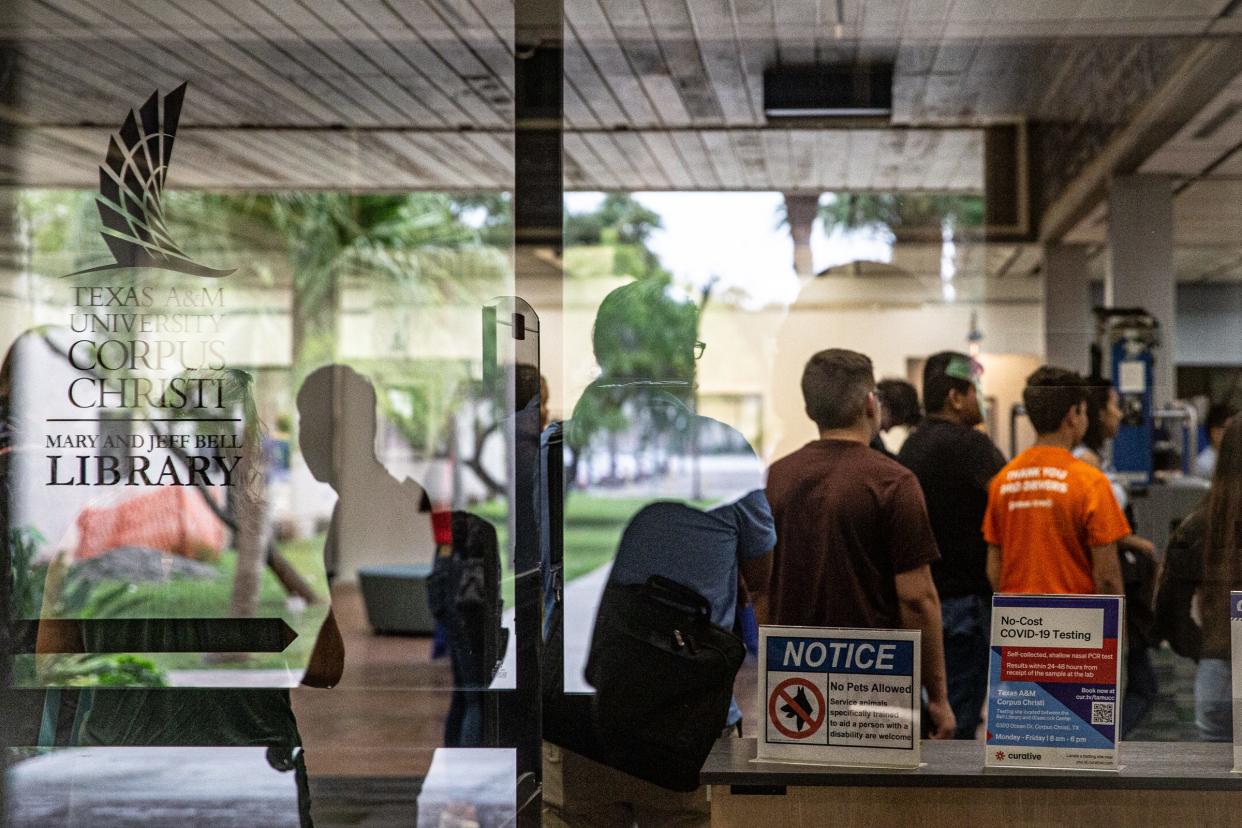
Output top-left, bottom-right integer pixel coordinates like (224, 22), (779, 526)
(68, 83), (234, 279)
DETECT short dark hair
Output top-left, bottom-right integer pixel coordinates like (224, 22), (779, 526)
(877, 379), (920, 427)
(922, 351), (974, 414)
(802, 349), (875, 431)
(1081, 375), (1114, 453)
(1023, 366), (1087, 435)
(1207, 402), (1237, 432)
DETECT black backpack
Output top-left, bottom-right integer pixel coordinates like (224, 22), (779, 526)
(427, 511), (508, 688)
(584, 575), (745, 792)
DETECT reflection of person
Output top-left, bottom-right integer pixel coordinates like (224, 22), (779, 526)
(984, 367), (1128, 597)
(765, 349), (954, 739)
(300, 365), (505, 747)
(1195, 403), (1238, 479)
(544, 278), (774, 828)
(60, 368), (343, 828)
(1156, 416), (1242, 741)
(898, 352), (1003, 740)
(877, 378), (920, 455)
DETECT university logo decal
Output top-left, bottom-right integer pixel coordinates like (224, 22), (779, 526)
(68, 83), (234, 278)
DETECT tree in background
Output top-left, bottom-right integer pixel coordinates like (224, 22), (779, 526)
(817, 192), (985, 241)
(169, 192), (509, 384)
(566, 193), (664, 277)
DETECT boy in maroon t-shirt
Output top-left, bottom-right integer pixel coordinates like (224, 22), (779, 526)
(764, 348), (954, 740)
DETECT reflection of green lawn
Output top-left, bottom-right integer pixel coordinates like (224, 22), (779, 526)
(28, 494), (709, 682)
(45, 538), (330, 676)
(471, 495), (711, 609)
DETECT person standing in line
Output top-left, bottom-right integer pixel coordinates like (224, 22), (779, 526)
(898, 352), (1004, 739)
(765, 349), (955, 740)
(1076, 376), (1160, 736)
(876, 378), (921, 455)
(1155, 416), (1242, 741)
(543, 279), (774, 827)
(1195, 403), (1238, 479)
(983, 367), (1128, 597)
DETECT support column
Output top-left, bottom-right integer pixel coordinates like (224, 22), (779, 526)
(784, 193), (818, 277)
(512, 2), (561, 823)
(1106, 174), (1176, 403)
(1042, 243), (1093, 375)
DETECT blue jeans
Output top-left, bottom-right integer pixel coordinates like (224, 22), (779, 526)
(1195, 658), (1232, 742)
(941, 594), (990, 740)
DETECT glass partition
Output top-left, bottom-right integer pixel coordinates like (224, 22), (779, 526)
(6, 0), (1242, 825)
(1, 3), (533, 825)
(546, 0), (1242, 818)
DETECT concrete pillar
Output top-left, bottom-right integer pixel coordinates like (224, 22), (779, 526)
(1042, 243), (1093, 375)
(784, 193), (818, 277)
(1106, 174), (1176, 403)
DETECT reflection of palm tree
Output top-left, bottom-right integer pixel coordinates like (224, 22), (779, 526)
(220, 369), (267, 623)
(172, 193), (511, 381)
(818, 193), (984, 241)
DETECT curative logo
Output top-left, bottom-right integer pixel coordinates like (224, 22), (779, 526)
(68, 83), (234, 278)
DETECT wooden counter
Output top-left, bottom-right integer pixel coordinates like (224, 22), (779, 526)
(703, 739), (1242, 826)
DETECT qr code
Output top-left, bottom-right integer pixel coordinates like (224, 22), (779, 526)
(1091, 702), (1115, 725)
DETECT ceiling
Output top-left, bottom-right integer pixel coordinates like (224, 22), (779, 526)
(4, 1), (1242, 280)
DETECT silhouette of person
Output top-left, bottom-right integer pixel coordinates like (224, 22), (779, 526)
(544, 278), (775, 827)
(299, 364), (506, 748)
(297, 364), (433, 582)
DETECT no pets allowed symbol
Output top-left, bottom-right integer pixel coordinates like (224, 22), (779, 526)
(767, 676), (826, 741)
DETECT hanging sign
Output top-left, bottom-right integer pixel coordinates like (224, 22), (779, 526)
(758, 626), (920, 768)
(985, 594), (1123, 771)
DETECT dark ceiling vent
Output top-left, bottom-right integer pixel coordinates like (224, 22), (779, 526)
(763, 64), (893, 119)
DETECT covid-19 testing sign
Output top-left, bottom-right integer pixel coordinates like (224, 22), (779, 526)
(758, 626), (920, 768)
(985, 594), (1123, 771)
(1229, 592), (1242, 773)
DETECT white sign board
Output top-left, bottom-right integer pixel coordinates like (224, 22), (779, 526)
(985, 594), (1123, 771)
(757, 626), (920, 768)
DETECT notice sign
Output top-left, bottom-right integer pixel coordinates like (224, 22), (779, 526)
(985, 595), (1123, 771)
(758, 626), (920, 768)
(1230, 592), (1242, 773)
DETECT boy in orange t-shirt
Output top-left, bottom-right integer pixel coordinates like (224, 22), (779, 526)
(983, 367), (1129, 595)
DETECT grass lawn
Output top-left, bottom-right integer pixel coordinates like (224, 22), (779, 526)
(25, 492), (705, 684)
(22, 537), (331, 684)
(471, 494), (711, 609)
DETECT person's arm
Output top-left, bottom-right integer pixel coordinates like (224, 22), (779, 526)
(987, 544), (1003, 592)
(1083, 475), (1129, 596)
(301, 510), (345, 688)
(739, 553), (772, 599)
(733, 487), (777, 623)
(895, 565), (955, 740)
(34, 548), (84, 658)
(740, 551), (773, 623)
(1089, 543), (1124, 595)
(301, 607), (344, 688)
(1119, 533), (1156, 560)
